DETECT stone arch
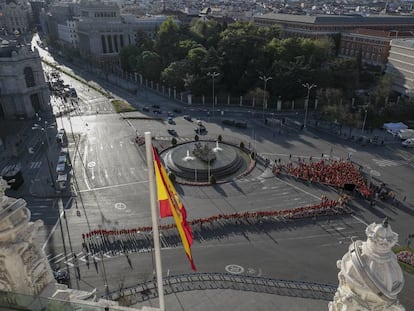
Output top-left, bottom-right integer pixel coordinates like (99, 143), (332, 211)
(24, 67), (35, 88)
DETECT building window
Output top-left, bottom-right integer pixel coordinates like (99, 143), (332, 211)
(101, 35), (107, 53)
(24, 67), (35, 87)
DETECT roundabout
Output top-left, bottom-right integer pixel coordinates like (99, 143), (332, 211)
(160, 140), (253, 184)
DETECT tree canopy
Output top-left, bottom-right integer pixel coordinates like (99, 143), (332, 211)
(119, 18), (374, 101)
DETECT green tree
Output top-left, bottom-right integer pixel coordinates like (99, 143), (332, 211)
(136, 51), (162, 82)
(154, 18), (182, 66)
(372, 75), (393, 108)
(161, 59), (192, 90)
(119, 45), (141, 71)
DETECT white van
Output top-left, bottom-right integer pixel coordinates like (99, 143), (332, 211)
(402, 138), (414, 148)
(398, 129), (414, 140)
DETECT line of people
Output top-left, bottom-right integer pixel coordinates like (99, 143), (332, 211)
(81, 197), (351, 256)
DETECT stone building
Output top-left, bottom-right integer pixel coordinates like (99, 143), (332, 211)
(74, 0), (166, 65)
(0, 39), (50, 119)
(339, 29), (414, 68)
(43, 0), (166, 65)
(0, 0), (32, 34)
(254, 13), (414, 39)
(386, 39), (414, 97)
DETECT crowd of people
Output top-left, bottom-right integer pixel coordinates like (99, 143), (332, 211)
(272, 158), (371, 197)
(81, 196), (351, 256)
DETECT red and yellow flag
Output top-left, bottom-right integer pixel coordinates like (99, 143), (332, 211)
(152, 146), (196, 271)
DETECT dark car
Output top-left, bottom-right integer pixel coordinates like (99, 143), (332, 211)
(152, 104), (160, 109)
(168, 129), (177, 136)
(173, 108), (182, 113)
(142, 106), (150, 112)
(184, 115), (192, 121)
(53, 269), (69, 284)
(153, 109), (161, 114)
(194, 127), (207, 134)
(167, 117), (175, 125)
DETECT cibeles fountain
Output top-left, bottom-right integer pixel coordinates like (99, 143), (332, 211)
(161, 141), (252, 183)
(329, 219), (405, 311)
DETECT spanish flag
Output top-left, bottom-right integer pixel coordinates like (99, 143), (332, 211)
(152, 146), (196, 271)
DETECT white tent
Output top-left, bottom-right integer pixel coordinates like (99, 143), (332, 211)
(383, 122), (408, 135)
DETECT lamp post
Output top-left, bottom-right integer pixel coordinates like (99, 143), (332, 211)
(259, 75), (272, 119)
(361, 106), (368, 136)
(32, 119), (55, 188)
(207, 72), (220, 118)
(302, 83), (317, 129)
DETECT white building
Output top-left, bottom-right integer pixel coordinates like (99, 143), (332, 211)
(57, 20), (78, 49)
(386, 39), (414, 97)
(0, 40), (50, 119)
(74, 0), (166, 64)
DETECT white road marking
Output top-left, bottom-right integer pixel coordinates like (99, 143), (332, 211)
(42, 198), (73, 251)
(77, 180), (148, 193)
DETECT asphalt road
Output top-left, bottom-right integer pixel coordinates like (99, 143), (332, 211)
(8, 42), (414, 309)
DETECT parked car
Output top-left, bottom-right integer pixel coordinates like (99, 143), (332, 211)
(184, 115), (192, 121)
(153, 109), (161, 114)
(398, 129), (414, 140)
(152, 104), (160, 109)
(142, 106), (150, 112)
(173, 108), (182, 113)
(167, 129), (177, 136)
(402, 138), (414, 148)
(167, 111), (174, 117)
(167, 117), (175, 125)
(53, 269), (69, 284)
(56, 129), (67, 146)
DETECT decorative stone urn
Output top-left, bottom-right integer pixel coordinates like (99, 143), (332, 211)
(329, 219), (405, 311)
(0, 177), (54, 296)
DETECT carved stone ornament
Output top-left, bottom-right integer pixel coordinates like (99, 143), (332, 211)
(329, 219), (405, 311)
(0, 196), (54, 296)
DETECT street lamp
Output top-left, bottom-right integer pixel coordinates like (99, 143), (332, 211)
(302, 83), (317, 129)
(32, 119), (56, 188)
(207, 72), (220, 118)
(259, 75), (272, 119)
(361, 106), (368, 136)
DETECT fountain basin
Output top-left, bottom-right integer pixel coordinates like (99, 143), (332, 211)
(161, 141), (252, 183)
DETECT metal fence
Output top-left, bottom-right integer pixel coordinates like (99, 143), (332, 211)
(107, 272), (337, 305)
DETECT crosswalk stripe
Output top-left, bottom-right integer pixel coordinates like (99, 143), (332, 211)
(373, 159), (400, 167)
(30, 161), (42, 169)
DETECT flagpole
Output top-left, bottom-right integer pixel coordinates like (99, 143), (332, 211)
(144, 132), (165, 311)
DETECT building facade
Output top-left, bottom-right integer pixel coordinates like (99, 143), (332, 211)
(339, 29), (414, 67)
(0, 0), (32, 34)
(75, 1), (166, 64)
(254, 13), (414, 38)
(386, 39), (414, 97)
(0, 40), (50, 119)
(57, 20), (78, 49)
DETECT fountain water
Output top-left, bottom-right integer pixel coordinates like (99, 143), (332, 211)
(183, 149), (195, 161)
(213, 141), (222, 152)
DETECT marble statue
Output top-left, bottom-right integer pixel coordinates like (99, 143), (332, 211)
(329, 219), (405, 311)
(0, 176), (10, 206)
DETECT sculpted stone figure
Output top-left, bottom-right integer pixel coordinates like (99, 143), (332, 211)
(329, 219), (405, 311)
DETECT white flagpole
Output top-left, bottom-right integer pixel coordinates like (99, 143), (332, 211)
(144, 132), (165, 311)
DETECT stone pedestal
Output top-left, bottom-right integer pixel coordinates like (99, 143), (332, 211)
(329, 219), (405, 311)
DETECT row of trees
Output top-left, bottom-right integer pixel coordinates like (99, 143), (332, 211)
(119, 18), (364, 101)
(118, 18), (414, 127)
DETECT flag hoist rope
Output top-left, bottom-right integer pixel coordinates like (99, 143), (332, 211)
(144, 132), (165, 311)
